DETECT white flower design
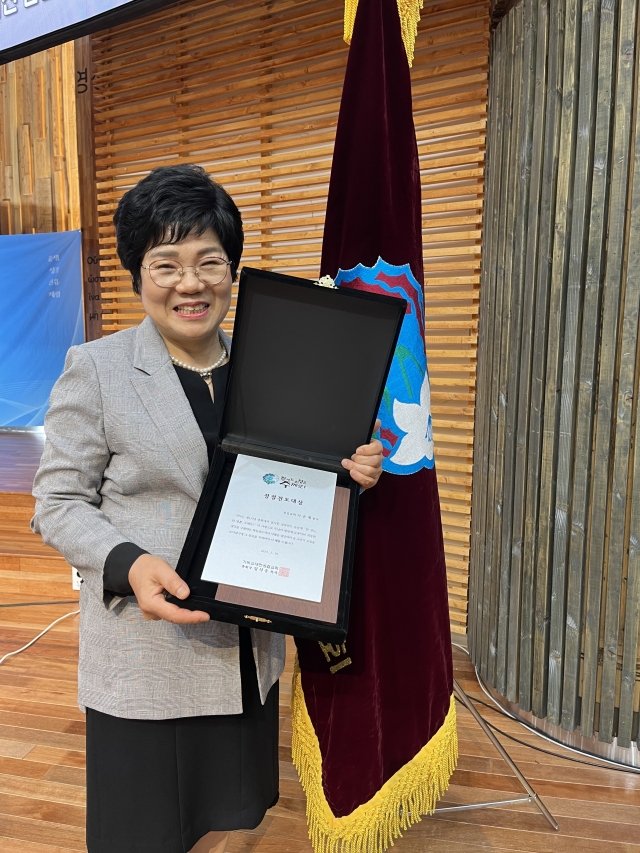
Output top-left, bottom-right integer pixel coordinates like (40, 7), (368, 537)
(315, 274), (336, 288)
(391, 372), (434, 466)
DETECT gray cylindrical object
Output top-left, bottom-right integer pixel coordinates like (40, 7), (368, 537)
(470, 0), (640, 762)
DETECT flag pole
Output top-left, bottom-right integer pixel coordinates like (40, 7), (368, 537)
(452, 679), (560, 831)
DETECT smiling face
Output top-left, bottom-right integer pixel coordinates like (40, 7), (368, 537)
(139, 227), (233, 360)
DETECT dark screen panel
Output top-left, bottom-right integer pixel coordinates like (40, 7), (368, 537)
(223, 270), (405, 461)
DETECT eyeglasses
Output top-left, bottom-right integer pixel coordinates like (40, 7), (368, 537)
(141, 256), (232, 288)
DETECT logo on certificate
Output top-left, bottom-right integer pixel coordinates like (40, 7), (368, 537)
(263, 473), (278, 484)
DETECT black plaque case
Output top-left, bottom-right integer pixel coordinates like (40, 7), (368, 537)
(169, 267), (405, 642)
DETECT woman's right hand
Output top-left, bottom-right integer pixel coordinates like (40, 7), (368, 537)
(128, 554), (210, 624)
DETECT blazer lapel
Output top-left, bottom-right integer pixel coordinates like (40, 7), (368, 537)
(130, 317), (209, 500)
(220, 328), (232, 353)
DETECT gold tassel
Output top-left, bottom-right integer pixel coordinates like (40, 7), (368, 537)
(344, 0), (359, 46)
(291, 657), (458, 853)
(343, 0), (424, 67)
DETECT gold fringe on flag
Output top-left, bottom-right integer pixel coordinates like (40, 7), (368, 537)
(343, 0), (424, 67)
(291, 658), (458, 853)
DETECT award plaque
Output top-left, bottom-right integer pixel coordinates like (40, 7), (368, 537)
(169, 267), (405, 642)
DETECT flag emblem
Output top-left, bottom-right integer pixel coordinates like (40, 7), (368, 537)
(336, 257), (434, 474)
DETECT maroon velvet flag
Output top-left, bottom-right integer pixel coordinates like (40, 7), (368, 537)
(291, 1), (457, 851)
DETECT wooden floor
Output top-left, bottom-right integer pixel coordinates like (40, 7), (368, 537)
(0, 493), (77, 609)
(1, 432), (638, 852)
(0, 431), (77, 608)
(0, 615), (638, 853)
(0, 432), (45, 495)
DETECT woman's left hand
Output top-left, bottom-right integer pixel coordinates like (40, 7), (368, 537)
(341, 419), (384, 490)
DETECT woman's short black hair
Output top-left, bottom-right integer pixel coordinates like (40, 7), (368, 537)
(114, 164), (244, 294)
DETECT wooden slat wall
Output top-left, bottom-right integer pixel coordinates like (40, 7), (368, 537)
(470, 0), (640, 751)
(0, 43), (80, 235)
(91, 0), (489, 635)
(415, 2), (489, 634)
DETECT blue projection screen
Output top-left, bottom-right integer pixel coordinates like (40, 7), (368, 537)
(0, 0), (175, 63)
(0, 231), (84, 427)
(0, 0), (131, 52)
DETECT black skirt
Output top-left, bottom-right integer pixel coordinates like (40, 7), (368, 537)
(85, 628), (279, 853)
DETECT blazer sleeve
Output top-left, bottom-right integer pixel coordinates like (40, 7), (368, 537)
(31, 345), (131, 608)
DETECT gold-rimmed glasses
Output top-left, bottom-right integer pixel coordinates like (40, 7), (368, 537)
(141, 256), (231, 288)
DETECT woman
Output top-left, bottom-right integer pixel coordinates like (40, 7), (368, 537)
(31, 165), (383, 853)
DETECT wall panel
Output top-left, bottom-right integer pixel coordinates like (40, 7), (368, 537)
(0, 43), (80, 237)
(91, 0), (490, 634)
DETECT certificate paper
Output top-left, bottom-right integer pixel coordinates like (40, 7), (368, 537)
(202, 455), (337, 602)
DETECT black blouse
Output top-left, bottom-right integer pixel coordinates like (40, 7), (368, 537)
(103, 363), (229, 597)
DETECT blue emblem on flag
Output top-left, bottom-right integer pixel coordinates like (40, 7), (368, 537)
(336, 258), (434, 475)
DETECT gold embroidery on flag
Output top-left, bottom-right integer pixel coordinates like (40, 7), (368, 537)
(292, 656), (458, 853)
(319, 641), (347, 662)
(319, 641), (352, 673)
(343, 0), (424, 67)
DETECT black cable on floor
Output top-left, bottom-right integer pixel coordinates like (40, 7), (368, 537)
(453, 695), (640, 775)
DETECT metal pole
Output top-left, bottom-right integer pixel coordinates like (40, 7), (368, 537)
(453, 678), (560, 831)
(435, 796), (533, 813)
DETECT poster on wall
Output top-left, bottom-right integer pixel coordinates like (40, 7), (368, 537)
(0, 0), (174, 64)
(0, 231), (83, 428)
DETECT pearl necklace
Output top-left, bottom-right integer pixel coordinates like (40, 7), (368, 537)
(169, 342), (227, 377)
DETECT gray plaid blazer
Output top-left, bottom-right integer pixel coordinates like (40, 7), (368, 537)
(32, 316), (285, 719)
